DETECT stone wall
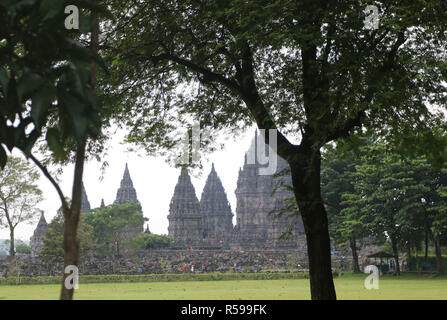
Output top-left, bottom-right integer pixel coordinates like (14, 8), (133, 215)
(0, 249), (335, 277)
(2, 244), (373, 277)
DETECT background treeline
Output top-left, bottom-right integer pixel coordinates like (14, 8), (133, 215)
(321, 138), (447, 275)
(39, 202), (174, 265)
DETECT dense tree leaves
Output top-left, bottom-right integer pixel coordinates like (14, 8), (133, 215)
(340, 141), (447, 275)
(321, 144), (367, 272)
(83, 202), (147, 261)
(40, 210), (94, 265)
(0, 156), (43, 271)
(0, 0), (107, 163)
(128, 233), (174, 251)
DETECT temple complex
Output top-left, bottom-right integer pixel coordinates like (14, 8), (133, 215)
(31, 132), (306, 256)
(166, 132), (305, 250)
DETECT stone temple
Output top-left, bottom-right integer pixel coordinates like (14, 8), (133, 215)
(167, 132), (306, 250)
(30, 212), (48, 257)
(31, 132), (306, 255)
(231, 133), (305, 249)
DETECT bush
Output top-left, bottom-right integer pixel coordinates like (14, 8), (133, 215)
(0, 272), (309, 286)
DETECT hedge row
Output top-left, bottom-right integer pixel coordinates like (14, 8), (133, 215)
(0, 272), (310, 286)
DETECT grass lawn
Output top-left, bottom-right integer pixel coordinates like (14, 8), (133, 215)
(0, 273), (446, 300)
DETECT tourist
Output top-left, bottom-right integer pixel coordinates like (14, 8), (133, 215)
(251, 266), (255, 273)
(237, 265), (241, 273)
(191, 264), (195, 272)
(201, 264), (205, 272)
(220, 265), (224, 273)
(184, 264), (187, 272)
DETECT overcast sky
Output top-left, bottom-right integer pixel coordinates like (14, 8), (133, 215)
(0, 126), (256, 241)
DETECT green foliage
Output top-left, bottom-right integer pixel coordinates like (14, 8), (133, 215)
(39, 210), (94, 264)
(128, 233), (173, 251)
(321, 143), (367, 247)
(0, 0), (107, 165)
(102, 0), (447, 161)
(15, 242), (31, 255)
(0, 156), (43, 258)
(0, 156), (43, 227)
(83, 202), (147, 259)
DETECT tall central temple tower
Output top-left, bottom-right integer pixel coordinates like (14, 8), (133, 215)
(167, 167), (203, 248)
(200, 163), (234, 248)
(231, 132), (305, 249)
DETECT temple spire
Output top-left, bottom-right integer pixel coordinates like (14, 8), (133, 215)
(114, 163), (139, 205)
(81, 182), (91, 213)
(37, 211), (47, 227)
(167, 167), (202, 247)
(200, 165), (233, 246)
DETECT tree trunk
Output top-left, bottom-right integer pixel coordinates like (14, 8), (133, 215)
(424, 228), (429, 263)
(350, 238), (360, 273)
(433, 237), (444, 275)
(290, 149), (336, 300)
(390, 236), (401, 276)
(60, 141), (86, 300)
(406, 245), (411, 272)
(60, 1), (98, 299)
(8, 226), (15, 276)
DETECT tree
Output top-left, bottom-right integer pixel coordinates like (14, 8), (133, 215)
(0, 0), (108, 299)
(40, 210), (94, 266)
(103, 0), (447, 299)
(0, 157), (43, 274)
(128, 233), (174, 251)
(83, 203), (147, 268)
(15, 241), (31, 255)
(348, 142), (437, 275)
(321, 144), (368, 273)
(427, 180), (447, 274)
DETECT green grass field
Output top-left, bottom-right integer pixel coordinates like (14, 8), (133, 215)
(0, 273), (446, 300)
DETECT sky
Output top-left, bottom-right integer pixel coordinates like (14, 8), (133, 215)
(0, 126), (256, 241)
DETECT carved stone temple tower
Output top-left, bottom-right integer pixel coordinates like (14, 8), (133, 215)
(114, 163), (140, 205)
(231, 132), (305, 249)
(81, 182), (91, 213)
(168, 167), (203, 248)
(200, 164), (234, 248)
(113, 163), (143, 236)
(30, 212), (49, 257)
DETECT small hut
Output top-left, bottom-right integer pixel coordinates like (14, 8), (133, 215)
(366, 251), (395, 273)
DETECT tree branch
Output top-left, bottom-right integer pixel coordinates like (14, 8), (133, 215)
(28, 154), (68, 211)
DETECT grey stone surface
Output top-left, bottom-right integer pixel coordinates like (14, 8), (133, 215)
(231, 132), (305, 249)
(114, 163), (140, 205)
(30, 212), (48, 258)
(168, 167), (204, 248)
(200, 163), (234, 248)
(81, 182), (91, 213)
